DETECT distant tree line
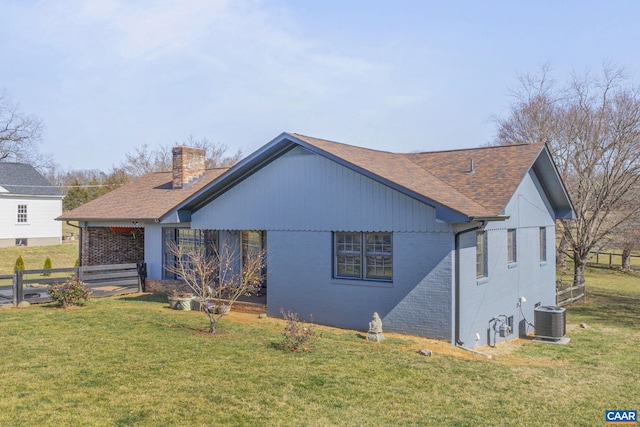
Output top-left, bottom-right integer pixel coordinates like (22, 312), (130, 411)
(45, 137), (242, 211)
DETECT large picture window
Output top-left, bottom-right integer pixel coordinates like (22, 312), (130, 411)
(163, 228), (218, 279)
(334, 232), (392, 281)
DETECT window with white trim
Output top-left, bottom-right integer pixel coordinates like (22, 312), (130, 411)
(507, 229), (517, 264)
(334, 232), (392, 281)
(17, 204), (27, 223)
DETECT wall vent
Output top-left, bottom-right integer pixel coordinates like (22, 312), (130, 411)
(534, 306), (566, 340)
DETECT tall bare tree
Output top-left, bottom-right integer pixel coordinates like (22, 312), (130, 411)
(0, 89), (52, 169)
(493, 64), (640, 287)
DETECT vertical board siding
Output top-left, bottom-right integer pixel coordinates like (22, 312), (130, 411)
(192, 147), (436, 232)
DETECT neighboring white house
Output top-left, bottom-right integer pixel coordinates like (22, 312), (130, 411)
(0, 163), (63, 247)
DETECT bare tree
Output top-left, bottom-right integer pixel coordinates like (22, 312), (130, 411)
(493, 64), (640, 287)
(607, 186), (640, 270)
(0, 89), (52, 169)
(119, 136), (243, 178)
(164, 240), (265, 334)
(119, 143), (173, 177)
(182, 135), (243, 169)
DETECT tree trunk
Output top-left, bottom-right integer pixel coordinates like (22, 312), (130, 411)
(556, 233), (569, 269)
(621, 246), (632, 271)
(573, 258), (586, 288)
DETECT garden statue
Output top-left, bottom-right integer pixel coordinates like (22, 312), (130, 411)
(367, 312), (384, 342)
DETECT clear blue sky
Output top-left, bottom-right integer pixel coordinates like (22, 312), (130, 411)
(2, 0), (639, 171)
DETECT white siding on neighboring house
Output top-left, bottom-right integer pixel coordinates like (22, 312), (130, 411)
(0, 196), (62, 247)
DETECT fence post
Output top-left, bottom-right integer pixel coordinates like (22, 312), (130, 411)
(569, 277), (573, 303)
(15, 271), (23, 304)
(11, 274), (17, 306)
(136, 262), (147, 293)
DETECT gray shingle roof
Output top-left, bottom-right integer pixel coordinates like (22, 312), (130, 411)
(0, 162), (62, 196)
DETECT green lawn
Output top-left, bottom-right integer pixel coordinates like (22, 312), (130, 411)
(0, 267), (638, 426)
(0, 241), (78, 274)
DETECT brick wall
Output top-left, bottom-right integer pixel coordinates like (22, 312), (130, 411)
(172, 146), (206, 189)
(81, 226), (145, 266)
(145, 278), (191, 295)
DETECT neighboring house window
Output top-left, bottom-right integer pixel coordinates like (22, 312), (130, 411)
(507, 229), (517, 264)
(476, 230), (487, 279)
(163, 228), (218, 279)
(539, 227), (547, 262)
(17, 205), (27, 223)
(334, 232), (392, 281)
(15, 238), (27, 246)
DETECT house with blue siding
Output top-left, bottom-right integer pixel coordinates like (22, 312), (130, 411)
(59, 133), (574, 348)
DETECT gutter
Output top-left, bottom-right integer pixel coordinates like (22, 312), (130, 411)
(468, 215), (510, 222)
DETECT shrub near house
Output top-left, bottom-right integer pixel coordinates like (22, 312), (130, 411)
(48, 276), (90, 308)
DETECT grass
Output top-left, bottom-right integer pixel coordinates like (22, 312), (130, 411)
(0, 241), (78, 274)
(0, 267), (638, 425)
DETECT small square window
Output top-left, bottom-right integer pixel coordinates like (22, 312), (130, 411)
(15, 238), (27, 246)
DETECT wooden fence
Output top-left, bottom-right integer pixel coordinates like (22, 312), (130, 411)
(0, 263), (146, 305)
(556, 272), (585, 306)
(587, 251), (640, 270)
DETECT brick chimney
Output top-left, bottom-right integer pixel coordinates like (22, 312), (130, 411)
(172, 146), (206, 189)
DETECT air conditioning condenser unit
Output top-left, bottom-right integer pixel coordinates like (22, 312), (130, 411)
(534, 306), (566, 341)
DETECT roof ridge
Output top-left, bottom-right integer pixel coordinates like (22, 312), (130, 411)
(408, 142), (542, 156)
(291, 132), (491, 217)
(289, 132), (397, 155)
